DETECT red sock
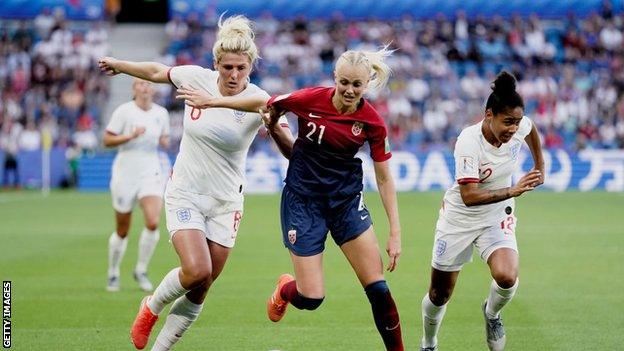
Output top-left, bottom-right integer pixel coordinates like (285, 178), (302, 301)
(365, 281), (404, 351)
(280, 280), (298, 302)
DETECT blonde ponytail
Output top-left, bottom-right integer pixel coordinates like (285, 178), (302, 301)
(212, 14), (259, 64)
(336, 45), (394, 92)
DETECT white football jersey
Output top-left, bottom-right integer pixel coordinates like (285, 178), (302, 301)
(167, 65), (279, 202)
(441, 116), (533, 226)
(106, 101), (170, 179)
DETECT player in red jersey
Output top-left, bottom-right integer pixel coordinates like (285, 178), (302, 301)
(177, 46), (404, 351)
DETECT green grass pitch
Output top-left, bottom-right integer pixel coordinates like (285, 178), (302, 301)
(0, 190), (622, 350)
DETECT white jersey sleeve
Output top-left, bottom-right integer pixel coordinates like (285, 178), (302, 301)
(516, 116), (533, 139)
(106, 106), (126, 135)
(454, 130), (481, 184)
(167, 65), (208, 89)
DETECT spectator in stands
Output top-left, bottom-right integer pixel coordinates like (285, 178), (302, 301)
(1, 119), (21, 188)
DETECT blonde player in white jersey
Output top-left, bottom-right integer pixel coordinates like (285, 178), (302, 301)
(103, 78), (170, 293)
(99, 15), (291, 351)
(419, 71), (544, 351)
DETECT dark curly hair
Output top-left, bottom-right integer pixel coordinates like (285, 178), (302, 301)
(485, 71), (524, 115)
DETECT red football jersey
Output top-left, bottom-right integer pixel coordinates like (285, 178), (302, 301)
(268, 86), (391, 162)
(268, 86), (392, 197)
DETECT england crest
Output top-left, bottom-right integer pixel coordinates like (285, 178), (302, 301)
(435, 239), (447, 256)
(176, 208), (191, 222)
(351, 122), (364, 136)
(509, 142), (520, 160)
(233, 110), (246, 124)
(288, 229), (297, 244)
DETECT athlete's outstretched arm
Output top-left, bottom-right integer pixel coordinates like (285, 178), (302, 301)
(524, 123), (545, 185)
(373, 160), (401, 272)
(261, 107), (294, 159)
(98, 57), (171, 84)
(176, 88), (269, 113)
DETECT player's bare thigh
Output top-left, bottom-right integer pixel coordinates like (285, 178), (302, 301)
(340, 226), (385, 287)
(428, 268), (460, 306)
(114, 210), (133, 237)
(289, 251), (325, 298)
(139, 195), (162, 230)
(172, 229), (213, 290)
(486, 248), (518, 288)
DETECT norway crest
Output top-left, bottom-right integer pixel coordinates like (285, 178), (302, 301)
(351, 122), (364, 136)
(288, 229), (297, 244)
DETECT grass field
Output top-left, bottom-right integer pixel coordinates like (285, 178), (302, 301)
(0, 190), (622, 350)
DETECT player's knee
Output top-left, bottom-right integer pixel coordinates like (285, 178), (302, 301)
(428, 286), (452, 306)
(145, 220), (159, 231)
(116, 227), (129, 237)
(493, 273), (517, 289)
(183, 265), (213, 288)
(297, 294), (324, 310)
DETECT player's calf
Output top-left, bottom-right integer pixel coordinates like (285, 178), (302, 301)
(365, 280), (404, 351)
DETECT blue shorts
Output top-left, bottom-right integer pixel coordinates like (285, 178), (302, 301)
(280, 186), (373, 256)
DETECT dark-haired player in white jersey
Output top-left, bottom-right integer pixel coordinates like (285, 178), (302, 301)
(419, 71), (544, 351)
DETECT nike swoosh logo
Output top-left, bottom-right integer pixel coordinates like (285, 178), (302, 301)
(308, 113), (323, 118)
(361, 215), (368, 220)
(482, 162), (492, 166)
(385, 322), (400, 331)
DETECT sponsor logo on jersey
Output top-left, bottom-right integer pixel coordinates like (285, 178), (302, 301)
(288, 229), (297, 244)
(308, 113), (323, 119)
(233, 110), (246, 124)
(352, 122), (364, 136)
(435, 239), (447, 256)
(176, 208), (191, 222)
(384, 137), (391, 153)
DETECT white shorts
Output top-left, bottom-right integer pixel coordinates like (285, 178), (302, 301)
(110, 174), (165, 213)
(164, 183), (243, 248)
(430, 213), (519, 272)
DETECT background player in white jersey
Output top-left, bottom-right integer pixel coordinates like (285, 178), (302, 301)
(99, 15), (290, 351)
(419, 71), (544, 351)
(103, 78), (170, 292)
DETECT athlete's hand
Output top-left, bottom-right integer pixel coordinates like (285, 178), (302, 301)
(511, 169), (542, 197)
(386, 234), (401, 272)
(130, 125), (146, 139)
(176, 87), (216, 109)
(532, 167), (545, 186)
(260, 106), (281, 128)
(98, 57), (121, 76)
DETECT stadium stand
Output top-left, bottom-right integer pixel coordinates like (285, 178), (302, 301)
(1, 1), (623, 189)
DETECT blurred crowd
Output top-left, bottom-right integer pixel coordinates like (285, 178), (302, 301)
(1, 6), (624, 181)
(158, 6), (624, 153)
(0, 8), (109, 186)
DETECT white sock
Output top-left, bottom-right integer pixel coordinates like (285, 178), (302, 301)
(151, 295), (203, 351)
(135, 228), (160, 274)
(421, 293), (447, 348)
(485, 279), (518, 319)
(147, 268), (188, 315)
(108, 232), (128, 277)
